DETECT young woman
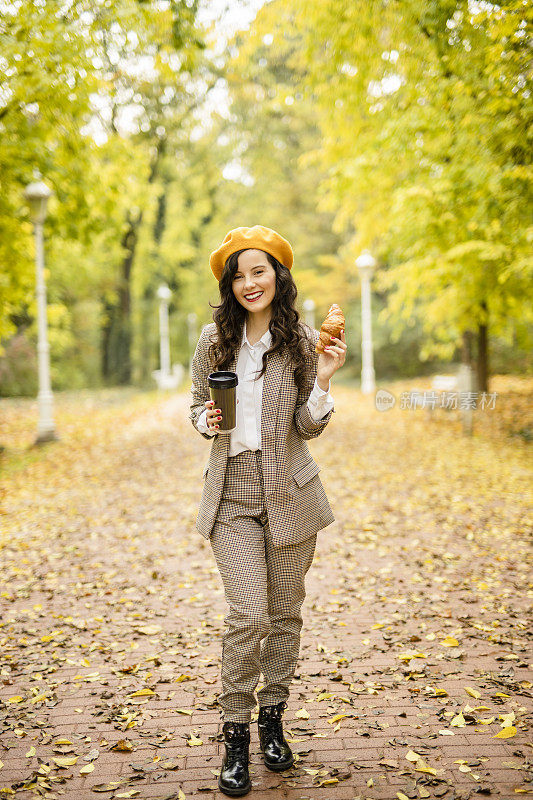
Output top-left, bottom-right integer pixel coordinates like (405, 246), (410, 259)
(189, 225), (346, 796)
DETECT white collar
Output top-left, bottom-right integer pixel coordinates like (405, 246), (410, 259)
(242, 319), (272, 350)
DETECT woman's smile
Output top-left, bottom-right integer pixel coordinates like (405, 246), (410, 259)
(244, 291), (263, 302)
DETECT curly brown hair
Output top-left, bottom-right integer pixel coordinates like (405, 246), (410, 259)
(207, 249), (311, 391)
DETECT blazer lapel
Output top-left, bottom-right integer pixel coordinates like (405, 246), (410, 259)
(261, 348), (289, 437)
(261, 347), (290, 494)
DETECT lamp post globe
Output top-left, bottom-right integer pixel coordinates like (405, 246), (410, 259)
(355, 250), (376, 395)
(157, 284), (172, 303)
(24, 171), (58, 444)
(24, 174), (53, 225)
(355, 249), (376, 277)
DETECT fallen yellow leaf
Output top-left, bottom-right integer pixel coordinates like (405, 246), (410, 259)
(397, 651), (427, 662)
(441, 636), (460, 647)
(493, 726), (517, 738)
(415, 763), (438, 776)
(327, 713), (348, 724)
(451, 711), (466, 727)
(52, 756), (78, 767)
(135, 625), (162, 635)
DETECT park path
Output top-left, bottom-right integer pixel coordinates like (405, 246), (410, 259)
(1, 385), (532, 800)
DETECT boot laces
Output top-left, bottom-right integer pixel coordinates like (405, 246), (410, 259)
(259, 701), (287, 742)
(223, 722), (249, 759)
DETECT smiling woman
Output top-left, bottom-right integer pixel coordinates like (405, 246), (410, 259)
(188, 224), (346, 797)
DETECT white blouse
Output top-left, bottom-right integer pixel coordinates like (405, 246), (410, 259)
(196, 321), (334, 456)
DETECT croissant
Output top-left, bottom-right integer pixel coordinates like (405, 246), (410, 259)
(316, 303), (345, 354)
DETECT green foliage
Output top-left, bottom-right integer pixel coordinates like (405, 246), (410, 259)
(201, 1), (347, 323)
(287, 0), (533, 362)
(0, 0), (212, 390)
(1, 0), (530, 395)
(0, 0), (96, 343)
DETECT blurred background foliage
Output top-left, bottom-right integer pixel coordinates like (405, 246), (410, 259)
(1, 0), (531, 396)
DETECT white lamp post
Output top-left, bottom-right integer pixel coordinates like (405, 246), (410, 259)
(355, 249), (376, 394)
(303, 298), (315, 329)
(24, 171), (58, 444)
(152, 285), (183, 389)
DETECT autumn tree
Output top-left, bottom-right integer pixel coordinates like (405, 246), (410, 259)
(0, 0), (220, 390)
(287, 0), (532, 389)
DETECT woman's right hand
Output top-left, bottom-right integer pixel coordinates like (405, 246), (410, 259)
(205, 400), (222, 431)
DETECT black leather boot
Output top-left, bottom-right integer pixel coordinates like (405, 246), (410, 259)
(257, 701), (294, 771)
(218, 721), (252, 797)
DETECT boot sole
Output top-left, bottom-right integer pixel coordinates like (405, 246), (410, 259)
(218, 777), (252, 797)
(263, 756), (295, 772)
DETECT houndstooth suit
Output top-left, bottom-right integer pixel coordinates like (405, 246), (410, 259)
(189, 320), (336, 721)
(189, 321), (336, 549)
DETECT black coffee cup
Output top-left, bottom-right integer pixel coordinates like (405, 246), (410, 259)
(208, 371), (238, 432)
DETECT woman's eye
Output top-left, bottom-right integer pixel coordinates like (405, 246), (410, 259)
(234, 271), (263, 280)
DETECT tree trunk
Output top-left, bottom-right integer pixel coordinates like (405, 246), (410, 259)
(477, 300), (489, 393)
(100, 208), (141, 384)
(462, 329), (474, 367)
(100, 136), (166, 385)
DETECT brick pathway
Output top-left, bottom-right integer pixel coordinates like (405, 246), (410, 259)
(1, 386), (531, 800)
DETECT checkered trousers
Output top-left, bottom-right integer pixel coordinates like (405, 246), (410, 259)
(209, 449), (317, 723)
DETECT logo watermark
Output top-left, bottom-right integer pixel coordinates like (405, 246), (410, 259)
(375, 389), (396, 411)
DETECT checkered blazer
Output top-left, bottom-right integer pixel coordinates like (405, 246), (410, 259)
(189, 321), (336, 547)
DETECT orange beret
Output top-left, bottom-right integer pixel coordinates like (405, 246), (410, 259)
(209, 225), (293, 281)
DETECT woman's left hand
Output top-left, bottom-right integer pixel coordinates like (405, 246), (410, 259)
(317, 329), (347, 384)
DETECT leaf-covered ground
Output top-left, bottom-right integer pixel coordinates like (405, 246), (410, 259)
(1, 380), (532, 800)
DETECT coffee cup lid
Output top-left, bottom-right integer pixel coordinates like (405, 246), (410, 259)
(208, 371), (238, 388)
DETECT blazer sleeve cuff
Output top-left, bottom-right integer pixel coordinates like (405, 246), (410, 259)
(307, 376), (335, 421)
